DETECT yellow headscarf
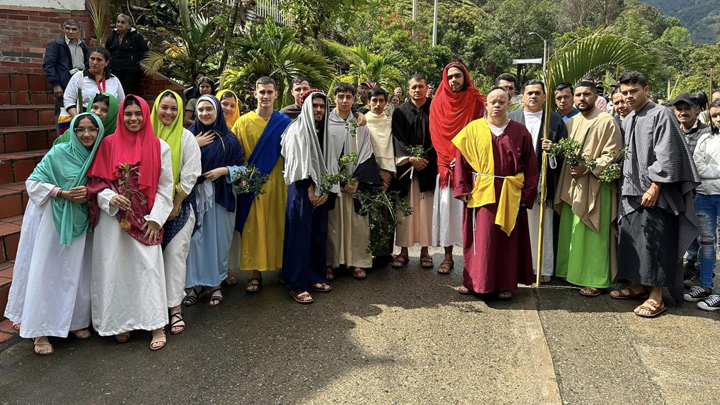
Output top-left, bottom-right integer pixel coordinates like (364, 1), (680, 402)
(151, 90), (184, 198)
(452, 118), (524, 236)
(216, 89), (240, 129)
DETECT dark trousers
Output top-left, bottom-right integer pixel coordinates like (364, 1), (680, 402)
(114, 71), (144, 95)
(282, 180), (329, 292)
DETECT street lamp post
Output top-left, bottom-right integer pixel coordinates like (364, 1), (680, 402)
(528, 32), (547, 76)
(432, 0), (439, 46)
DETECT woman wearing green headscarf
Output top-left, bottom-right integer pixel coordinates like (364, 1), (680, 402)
(151, 90), (201, 335)
(53, 92), (119, 145)
(4, 113), (106, 356)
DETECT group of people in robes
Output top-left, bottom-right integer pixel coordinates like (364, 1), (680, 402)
(4, 64), (711, 356)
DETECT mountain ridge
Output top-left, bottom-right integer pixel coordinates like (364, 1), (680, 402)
(639, 0), (720, 44)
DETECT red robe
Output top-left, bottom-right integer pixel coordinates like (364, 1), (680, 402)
(453, 120), (538, 293)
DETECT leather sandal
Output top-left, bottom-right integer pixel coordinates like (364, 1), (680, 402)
(183, 286), (206, 306)
(438, 259), (454, 274)
(579, 287), (602, 297)
(70, 329), (91, 339)
(150, 329), (166, 351)
(420, 255), (434, 268)
(392, 254), (409, 268)
(634, 299), (666, 318)
(170, 312), (185, 335)
(308, 283), (332, 292)
(33, 337), (54, 355)
(115, 332), (131, 343)
(290, 291), (314, 304)
(209, 287), (223, 307)
(245, 277), (262, 293)
(352, 267), (367, 280)
(610, 287), (649, 300)
(326, 267), (335, 281)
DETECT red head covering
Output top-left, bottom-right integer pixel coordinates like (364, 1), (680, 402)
(87, 95), (162, 209)
(430, 62), (486, 188)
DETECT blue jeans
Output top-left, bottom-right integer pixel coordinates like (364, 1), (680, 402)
(695, 194), (720, 289)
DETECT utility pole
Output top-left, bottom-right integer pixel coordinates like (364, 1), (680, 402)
(432, 0), (438, 46)
(412, 0), (418, 37)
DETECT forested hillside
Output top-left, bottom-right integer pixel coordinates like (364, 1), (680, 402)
(641, 0), (720, 43)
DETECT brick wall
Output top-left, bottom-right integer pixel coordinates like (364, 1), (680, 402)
(0, 6), (93, 75)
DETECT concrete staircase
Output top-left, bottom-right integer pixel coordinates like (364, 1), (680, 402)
(0, 73), (55, 320)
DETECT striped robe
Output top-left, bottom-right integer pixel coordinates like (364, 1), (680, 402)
(618, 102), (700, 303)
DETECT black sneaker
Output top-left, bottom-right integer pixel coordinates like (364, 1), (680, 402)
(685, 286), (712, 302)
(698, 294), (720, 311)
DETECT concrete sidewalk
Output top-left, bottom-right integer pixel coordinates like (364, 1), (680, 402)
(0, 247), (717, 404)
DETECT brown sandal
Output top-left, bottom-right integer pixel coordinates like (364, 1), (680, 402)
(115, 332), (131, 343)
(438, 259), (454, 274)
(420, 255), (434, 268)
(326, 266), (335, 281)
(392, 254), (409, 268)
(610, 287), (649, 300)
(290, 291), (314, 304)
(308, 283), (332, 292)
(634, 299), (666, 318)
(497, 290), (513, 300)
(579, 287), (602, 297)
(352, 267), (367, 280)
(245, 277), (262, 293)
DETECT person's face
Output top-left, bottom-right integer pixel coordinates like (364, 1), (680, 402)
(312, 97), (326, 124)
(74, 117), (99, 149)
(116, 17), (130, 35)
(64, 24), (80, 41)
(612, 93), (628, 118)
(195, 74), (206, 85)
(710, 106), (720, 131)
(370, 94), (387, 115)
(574, 86), (597, 112)
(428, 84), (436, 96)
(291, 81), (310, 106)
(712, 92), (720, 103)
(394, 87), (403, 97)
(90, 100), (109, 121)
(123, 103), (143, 132)
(196, 100), (216, 126)
(220, 96), (237, 119)
(334, 91), (355, 114)
(391, 95), (401, 105)
(486, 89), (509, 119)
(158, 96), (179, 126)
(554, 88), (573, 114)
(498, 80), (516, 96)
(620, 83), (649, 112)
(408, 79), (428, 102)
(88, 52), (108, 75)
(674, 103), (698, 127)
(255, 83), (277, 109)
(523, 84), (546, 113)
(198, 82), (212, 96)
(447, 67), (465, 93)
(359, 85), (370, 100)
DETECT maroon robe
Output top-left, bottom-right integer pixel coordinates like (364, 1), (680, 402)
(453, 120), (539, 293)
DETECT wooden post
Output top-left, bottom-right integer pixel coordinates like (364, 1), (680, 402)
(536, 61), (552, 288)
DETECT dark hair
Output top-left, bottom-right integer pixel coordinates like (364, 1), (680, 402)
(63, 18), (81, 28)
(408, 74), (427, 85)
(711, 99), (720, 109)
(618, 71), (648, 88)
(575, 80), (597, 94)
(334, 82), (356, 96)
(89, 47), (111, 62)
(661, 100), (674, 107)
(648, 94), (659, 103)
(219, 91), (236, 102)
(193, 72), (206, 82)
(197, 77), (216, 93)
(612, 86), (623, 95)
(495, 73), (519, 90)
(256, 76), (276, 90)
(91, 92), (111, 107)
(554, 82), (573, 93)
(369, 87), (388, 101)
(696, 91), (708, 109)
(487, 85), (511, 100)
(523, 79), (545, 94)
(160, 91), (177, 102)
(292, 77), (311, 86)
(124, 96), (141, 108)
(74, 114), (100, 130)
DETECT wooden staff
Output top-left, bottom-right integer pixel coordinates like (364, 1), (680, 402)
(536, 61), (552, 288)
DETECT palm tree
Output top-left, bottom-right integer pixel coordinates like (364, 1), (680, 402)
(221, 20), (335, 109)
(323, 41), (405, 91)
(550, 33), (655, 90)
(140, 0), (225, 84)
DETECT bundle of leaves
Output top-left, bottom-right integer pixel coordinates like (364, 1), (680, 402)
(597, 147), (630, 183)
(319, 153), (358, 195)
(548, 138), (597, 171)
(232, 164), (270, 195)
(356, 188), (413, 254)
(398, 144), (428, 180)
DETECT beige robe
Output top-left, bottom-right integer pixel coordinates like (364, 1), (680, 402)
(366, 112), (396, 173)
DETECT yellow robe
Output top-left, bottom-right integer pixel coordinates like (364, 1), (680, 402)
(231, 111), (288, 271)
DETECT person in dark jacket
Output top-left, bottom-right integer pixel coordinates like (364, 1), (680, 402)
(43, 18), (89, 125)
(104, 14), (149, 95)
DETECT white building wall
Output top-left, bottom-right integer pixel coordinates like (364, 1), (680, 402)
(0, 0), (84, 10)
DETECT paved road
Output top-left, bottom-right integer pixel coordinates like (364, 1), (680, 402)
(0, 247), (717, 404)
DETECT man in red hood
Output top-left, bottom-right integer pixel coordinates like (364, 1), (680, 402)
(429, 62), (485, 274)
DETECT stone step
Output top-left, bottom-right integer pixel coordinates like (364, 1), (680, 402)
(0, 150), (47, 185)
(0, 263), (13, 323)
(0, 126), (55, 153)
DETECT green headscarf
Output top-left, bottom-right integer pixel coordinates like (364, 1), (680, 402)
(151, 90), (184, 198)
(53, 92), (118, 145)
(28, 113), (106, 246)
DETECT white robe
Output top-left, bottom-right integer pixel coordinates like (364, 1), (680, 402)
(163, 129), (202, 308)
(91, 141), (174, 336)
(4, 180), (92, 338)
(431, 176), (464, 247)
